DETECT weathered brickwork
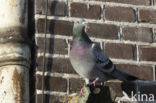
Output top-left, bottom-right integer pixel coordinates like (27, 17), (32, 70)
(35, 0), (156, 102)
(138, 9), (156, 23)
(105, 7), (136, 22)
(122, 27), (153, 43)
(86, 23), (118, 39)
(70, 3), (101, 19)
(104, 43), (135, 59)
(89, 0), (151, 6)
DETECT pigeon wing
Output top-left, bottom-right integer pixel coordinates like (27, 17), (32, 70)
(91, 44), (115, 73)
(91, 43), (138, 81)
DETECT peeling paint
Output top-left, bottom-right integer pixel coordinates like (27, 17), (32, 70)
(0, 0), (29, 103)
(0, 0), (28, 28)
(0, 0), (28, 43)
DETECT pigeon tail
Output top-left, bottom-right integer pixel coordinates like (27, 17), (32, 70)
(111, 66), (138, 82)
(97, 60), (139, 82)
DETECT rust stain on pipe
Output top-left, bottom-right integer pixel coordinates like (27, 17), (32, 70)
(0, 66), (29, 103)
(0, 71), (3, 84)
(12, 68), (23, 102)
(0, 0), (29, 102)
(0, 76), (4, 84)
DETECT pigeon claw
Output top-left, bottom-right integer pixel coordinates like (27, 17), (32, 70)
(80, 88), (84, 96)
(88, 80), (96, 87)
(88, 78), (99, 87)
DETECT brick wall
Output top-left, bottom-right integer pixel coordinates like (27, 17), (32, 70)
(35, 0), (156, 103)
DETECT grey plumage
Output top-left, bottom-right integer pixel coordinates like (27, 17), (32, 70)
(69, 20), (138, 84)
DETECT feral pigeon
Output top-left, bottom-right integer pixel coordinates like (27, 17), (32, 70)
(69, 20), (138, 85)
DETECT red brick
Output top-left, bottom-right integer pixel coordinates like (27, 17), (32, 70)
(36, 56), (77, 74)
(89, 0), (150, 6)
(35, 0), (66, 16)
(36, 75), (67, 92)
(36, 19), (73, 36)
(104, 43), (135, 59)
(138, 9), (156, 24)
(139, 46), (156, 62)
(105, 7), (135, 22)
(35, 0), (46, 14)
(70, 3), (101, 19)
(36, 37), (68, 54)
(36, 94), (63, 103)
(116, 64), (153, 80)
(86, 23), (118, 39)
(48, 1), (66, 16)
(122, 27), (153, 43)
(69, 78), (85, 93)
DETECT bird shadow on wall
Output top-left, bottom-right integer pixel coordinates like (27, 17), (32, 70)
(41, 1), (58, 103)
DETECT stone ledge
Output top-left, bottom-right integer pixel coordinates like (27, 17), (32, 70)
(65, 80), (156, 103)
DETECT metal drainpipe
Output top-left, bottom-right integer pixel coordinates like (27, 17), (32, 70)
(0, 0), (30, 103)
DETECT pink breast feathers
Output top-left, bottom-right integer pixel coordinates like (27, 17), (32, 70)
(70, 43), (89, 57)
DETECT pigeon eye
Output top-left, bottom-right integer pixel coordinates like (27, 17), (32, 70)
(77, 21), (80, 24)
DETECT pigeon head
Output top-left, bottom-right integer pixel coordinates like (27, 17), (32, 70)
(73, 20), (86, 40)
